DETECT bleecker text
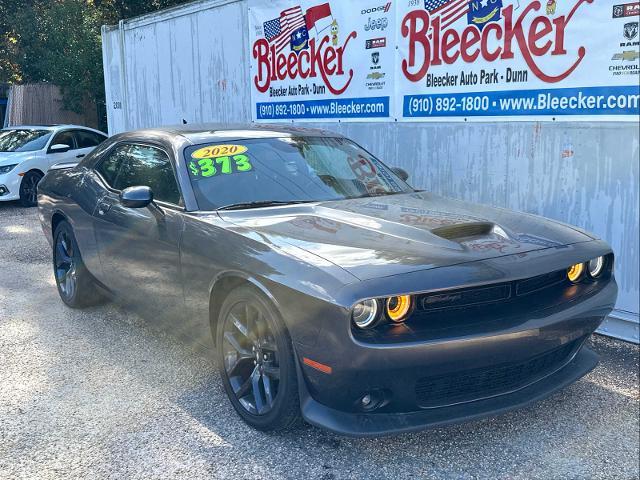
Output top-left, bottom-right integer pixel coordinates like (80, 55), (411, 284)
(401, 0), (591, 83)
(253, 32), (357, 95)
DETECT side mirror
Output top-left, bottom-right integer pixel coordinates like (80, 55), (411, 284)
(392, 167), (409, 182)
(49, 143), (71, 154)
(120, 186), (153, 208)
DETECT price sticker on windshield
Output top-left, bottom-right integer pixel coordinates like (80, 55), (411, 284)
(189, 154), (253, 178)
(191, 144), (248, 159)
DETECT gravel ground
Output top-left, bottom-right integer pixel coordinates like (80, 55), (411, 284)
(1, 201), (638, 480)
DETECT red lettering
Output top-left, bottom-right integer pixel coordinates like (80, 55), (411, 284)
(251, 31), (356, 95)
(481, 23), (502, 61)
(431, 15), (442, 66)
(276, 54), (287, 80)
(320, 31), (356, 94)
(460, 26), (481, 63)
(528, 17), (553, 56)
(399, 0), (590, 84)
(401, 10), (430, 82)
(442, 29), (460, 63)
(299, 50), (310, 78)
(502, 1), (587, 82)
(252, 39), (270, 93)
(324, 46), (337, 75)
(270, 44), (278, 81)
(287, 52), (298, 78)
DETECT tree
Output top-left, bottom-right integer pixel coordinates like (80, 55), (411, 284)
(0, 0), (191, 127)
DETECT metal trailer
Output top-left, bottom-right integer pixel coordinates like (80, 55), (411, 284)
(100, 0), (639, 343)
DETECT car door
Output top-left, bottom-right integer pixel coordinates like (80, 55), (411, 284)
(73, 129), (107, 161)
(46, 129), (80, 168)
(92, 142), (186, 321)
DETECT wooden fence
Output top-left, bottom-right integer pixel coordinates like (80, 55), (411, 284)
(6, 83), (99, 129)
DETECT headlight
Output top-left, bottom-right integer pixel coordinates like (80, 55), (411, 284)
(587, 256), (605, 278)
(0, 164), (18, 174)
(352, 299), (379, 329)
(567, 263), (585, 283)
(386, 295), (412, 322)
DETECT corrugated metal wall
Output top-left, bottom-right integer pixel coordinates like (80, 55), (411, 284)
(101, 0), (639, 342)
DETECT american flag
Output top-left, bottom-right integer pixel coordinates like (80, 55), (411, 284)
(424, 0), (470, 28)
(263, 6), (306, 53)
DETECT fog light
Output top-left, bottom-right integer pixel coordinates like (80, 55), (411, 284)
(386, 295), (412, 322)
(587, 256), (605, 278)
(0, 185), (8, 196)
(567, 263), (585, 283)
(358, 390), (387, 411)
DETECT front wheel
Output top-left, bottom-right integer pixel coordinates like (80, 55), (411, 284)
(216, 286), (301, 431)
(53, 220), (105, 308)
(19, 170), (43, 207)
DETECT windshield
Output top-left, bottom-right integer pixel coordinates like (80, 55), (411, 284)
(0, 129), (52, 152)
(184, 136), (413, 210)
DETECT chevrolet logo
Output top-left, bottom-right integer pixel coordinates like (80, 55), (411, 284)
(611, 50), (640, 61)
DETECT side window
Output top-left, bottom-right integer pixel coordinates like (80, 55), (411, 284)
(49, 131), (76, 151)
(113, 145), (181, 205)
(96, 144), (129, 187)
(75, 130), (107, 149)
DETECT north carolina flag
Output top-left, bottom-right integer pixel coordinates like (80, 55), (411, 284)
(305, 3), (332, 33)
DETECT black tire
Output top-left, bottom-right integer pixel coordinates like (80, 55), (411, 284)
(19, 170), (43, 207)
(216, 285), (301, 431)
(53, 220), (105, 308)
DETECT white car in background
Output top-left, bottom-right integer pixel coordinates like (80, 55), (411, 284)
(0, 125), (107, 207)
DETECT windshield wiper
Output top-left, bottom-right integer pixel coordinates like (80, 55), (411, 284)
(217, 200), (314, 211)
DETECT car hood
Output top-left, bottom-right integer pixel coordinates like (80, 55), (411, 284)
(219, 192), (594, 281)
(0, 151), (35, 167)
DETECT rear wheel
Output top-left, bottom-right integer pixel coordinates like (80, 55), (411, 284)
(53, 220), (104, 308)
(19, 170), (43, 207)
(216, 286), (301, 431)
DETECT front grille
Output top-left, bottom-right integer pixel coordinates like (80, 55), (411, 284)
(419, 284), (511, 311)
(414, 337), (582, 408)
(415, 269), (568, 314)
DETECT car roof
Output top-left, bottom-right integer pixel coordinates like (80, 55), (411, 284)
(113, 123), (343, 146)
(2, 124), (107, 135)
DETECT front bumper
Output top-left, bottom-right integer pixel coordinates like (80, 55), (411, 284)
(299, 346), (599, 437)
(0, 172), (21, 201)
(294, 274), (617, 437)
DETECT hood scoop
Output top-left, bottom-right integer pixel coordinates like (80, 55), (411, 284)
(431, 222), (496, 241)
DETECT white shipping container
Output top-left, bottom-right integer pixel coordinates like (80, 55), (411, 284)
(101, 0), (639, 342)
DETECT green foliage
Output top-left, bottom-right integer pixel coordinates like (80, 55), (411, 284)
(0, 0), (191, 120)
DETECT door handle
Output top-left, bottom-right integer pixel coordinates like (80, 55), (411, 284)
(76, 154), (86, 158)
(97, 201), (112, 216)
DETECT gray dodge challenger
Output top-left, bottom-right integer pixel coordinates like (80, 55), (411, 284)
(37, 124), (618, 436)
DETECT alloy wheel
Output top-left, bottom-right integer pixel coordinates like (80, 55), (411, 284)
(222, 301), (280, 415)
(22, 174), (40, 205)
(54, 231), (77, 300)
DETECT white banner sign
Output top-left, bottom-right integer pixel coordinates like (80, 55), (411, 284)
(248, 0), (640, 121)
(249, 0), (396, 121)
(397, 0), (640, 120)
